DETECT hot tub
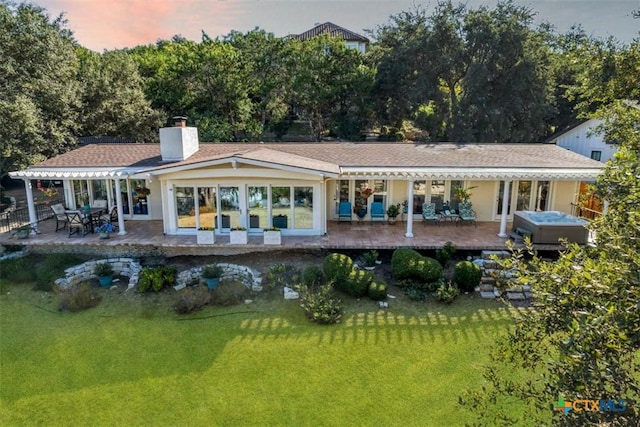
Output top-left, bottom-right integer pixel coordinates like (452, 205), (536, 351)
(512, 211), (589, 245)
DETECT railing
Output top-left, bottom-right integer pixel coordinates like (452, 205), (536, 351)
(0, 200), (61, 234)
(570, 203), (602, 221)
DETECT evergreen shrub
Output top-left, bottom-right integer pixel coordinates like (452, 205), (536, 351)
(453, 261), (482, 292)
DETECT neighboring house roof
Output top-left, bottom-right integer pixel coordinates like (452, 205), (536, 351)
(11, 142), (603, 181)
(290, 22), (369, 43)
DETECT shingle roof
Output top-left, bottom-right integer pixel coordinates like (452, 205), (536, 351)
(30, 142), (602, 172)
(291, 22), (369, 43)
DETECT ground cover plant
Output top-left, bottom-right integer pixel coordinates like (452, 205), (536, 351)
(0, 253), (525, 426)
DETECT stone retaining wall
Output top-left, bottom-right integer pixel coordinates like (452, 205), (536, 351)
(54, 258), (142, 290)
(175, 263), (262, 292)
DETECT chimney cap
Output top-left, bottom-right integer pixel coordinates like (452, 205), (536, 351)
(172, 116), (188, 127)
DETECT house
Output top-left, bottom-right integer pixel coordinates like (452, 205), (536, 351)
(290, 22), (369, 53)
(9, 120), (603, 241)
(549, 118), (617, 163)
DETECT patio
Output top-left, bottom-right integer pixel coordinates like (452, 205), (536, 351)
(0, 216), (569, 257)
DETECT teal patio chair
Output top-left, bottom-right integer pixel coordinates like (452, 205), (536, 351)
(338, 201), (352, 224)
(422, 202), (439, 225)
(370, 202), (385, 223)
(456, 201), (477, 227)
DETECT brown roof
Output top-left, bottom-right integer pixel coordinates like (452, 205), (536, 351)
(291, 22), (369, 43)
(31, 142), (603, 172)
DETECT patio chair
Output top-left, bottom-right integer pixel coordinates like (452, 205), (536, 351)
(100, 206), (119, 230)
(338, 201), (352, 224)
(66, 211), (90, 237)
(50, 203), (69, 232)
(421, 202), (439, 225)
(456, 202), (477, 227)
(370, 202), (385, 223)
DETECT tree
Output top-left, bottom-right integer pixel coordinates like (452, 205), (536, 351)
(0, 2), (81, 180)
(77, 48), (164, 141)
(461, 102), (640, 425)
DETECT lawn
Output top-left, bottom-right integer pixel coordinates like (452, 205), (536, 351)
(0, 275), (520, 426)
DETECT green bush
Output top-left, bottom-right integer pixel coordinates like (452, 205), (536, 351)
(59, 283), (101, 312)
(337, 269), (372, 297)
(323, 253), (354, 288)
(302, 265), (325, 290)
(0, 256), (37, 283)
(405, 287), (428, 301)
(210, 280), (250, 306)
(173, 285), (211, 314)
(436, 282), (459, 304)
(264, 264), (300, 291)
(299, 283), (343, 324)
(391, 249), (443, 286)
(368, 280), (387, 301)
(453, 261), (482, 292)
(138, 266), (177, 292)
(435, 242), (457, 267)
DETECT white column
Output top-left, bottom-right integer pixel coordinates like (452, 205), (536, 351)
(405, 179), (414, 238)
(498, 180), (511, 238)
(114, 178), (126, 235)
(24, 179), (38, 234)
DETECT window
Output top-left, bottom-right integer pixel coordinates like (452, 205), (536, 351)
(590, 150), (602, 161)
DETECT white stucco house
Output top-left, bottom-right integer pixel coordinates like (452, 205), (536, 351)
(9, 120), (603, 241)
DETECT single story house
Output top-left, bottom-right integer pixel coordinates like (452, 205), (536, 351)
(289, 21), (369, 53)
(9, 121), (603, 240)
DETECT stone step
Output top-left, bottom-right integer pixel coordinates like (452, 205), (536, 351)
(481, 250), (510, 260)
(481, 276), (496, 285)
(479, 284), (495, 292)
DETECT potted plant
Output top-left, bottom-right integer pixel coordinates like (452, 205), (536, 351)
(80, 193), (90, 213)
(95, 223), (116, 239)
(94, 262), (114, 287)
(12, 224), (32, 239)
(263, 226), (281, 245)
(386, 203), (401, 224)
(363, 250), (378, 270)
(202, 264), (223, 289)
(453, 186), (477, 203)
(197, 226), (215, 244)
(229, 226), (248, 244)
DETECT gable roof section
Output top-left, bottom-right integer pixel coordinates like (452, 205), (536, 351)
(10, 142), (602, 181)
(291, 22), (369, 43)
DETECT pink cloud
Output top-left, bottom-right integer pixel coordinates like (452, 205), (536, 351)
(36, 0), (242, 51)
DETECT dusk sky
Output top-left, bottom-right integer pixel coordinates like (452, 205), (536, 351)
(35, 0), (639, 51)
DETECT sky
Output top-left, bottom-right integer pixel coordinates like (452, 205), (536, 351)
(35, 0), (639, 51)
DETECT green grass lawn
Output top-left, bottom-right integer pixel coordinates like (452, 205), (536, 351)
(0, 279), (519, 426)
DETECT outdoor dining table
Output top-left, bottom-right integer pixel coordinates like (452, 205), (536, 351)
(82, 208), (106, 231)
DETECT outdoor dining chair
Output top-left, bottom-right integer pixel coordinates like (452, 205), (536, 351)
(66, 211), (91, 237)
(100, 206), (119, 230)
(50, 203), (69, 232)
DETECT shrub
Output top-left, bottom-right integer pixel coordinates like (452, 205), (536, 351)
(336, 269), (372, 297)
(302, 265), (325, 290)
(264, 264), (300, 291)
(0, 256), (37, 283)
(362, 250), (378, 267)
(453, 261), (482, 292)
(391, 249), (443, 286)
(210, 280), (250, 306)
(138, 266), (177, 292)
(94, 262), (114, 277)
(202, 264), (223, 279)
(323, 253), (354, 288)
(59, 283), (101, 312)
(173, 285), (211, 314)
(436, 282), (459, 304)
(299, 283), (343, 324)
(368, 280), (387, 301)
(405, 287), (428, 301)
(435, 242), (457, 267)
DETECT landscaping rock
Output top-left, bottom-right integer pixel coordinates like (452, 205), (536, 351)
(284, 286), (299, 300)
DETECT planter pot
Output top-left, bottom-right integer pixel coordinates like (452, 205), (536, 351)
(197, 230), (215, 244)
(205, 277), (220, 290)
(263, 230), (281, 245)
(388, 216), (398, 224)
(229, 230), (248, 244)
(99, 232), (110, 240)
(15, 229), (30, 239)
(98, 275), (112, 287)
(82, 205), (91, 214)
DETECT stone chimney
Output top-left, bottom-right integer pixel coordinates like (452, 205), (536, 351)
(159, 116), (199, 161)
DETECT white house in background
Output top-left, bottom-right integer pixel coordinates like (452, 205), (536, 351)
(550, 118), (618, 163)
(290, 22), (369, 53)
